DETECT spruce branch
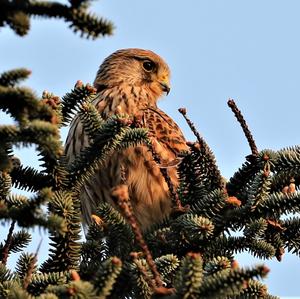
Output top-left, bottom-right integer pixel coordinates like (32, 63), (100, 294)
(1, 188), (57, 230)
(204, 256), (231, 276)
(199, 265), (270, 298)
(0, 220), (15, 265)
(27, 271), (68, 296)
(178, 143), (215, 205)
(3, 8), (30, 37)
(171, 214), (215, 245)
(244, 218), (268, 239)
(245, 169), (272, 211)
(0, 229), (31, 262)
(270, 146), (300, 192)
(80, 238), (108, 280)
(61, 81), (97, 125)
(68, 0), (91, 9)
(256, 191), (300, 218)
(18, 247), (40, 290)
(147, 136), (188, 215)
(0, 68), (31, 87)
(0, 262), (14, 282)
(130, 252), (156, 297)
(25, 239), (42, 286)
(0, 171), (11, 198)
(78, 101), (105, 140)
(226, 150), (276, 202)
(10, 165), (52, 192)
(67, 115), (148, 194)
(237, 279), (279, 299)
(205, 236), (276, 260)
(111, 184), (175, 296)
(178, 107), (224, 190)
(45, 279), (98, 298)
(145, 226), (172, 258)
(174, 252), (203, 299)
(0, 0), (114, 38)
(154, 254), (180, 286)
(95, 203), (133, 259)
(281, 217), (300, 256)
(190, 189), (227, 223)
(0, 121), (62, 176)
(68, 8), (113, 39)
(66, 116), (128, 189)
(93, 257), (122, 297)
(41, 190), (81, 273)
(227, 99), (258, 156)
(0, 85), (53, 124)
(226, 154), (262, 200)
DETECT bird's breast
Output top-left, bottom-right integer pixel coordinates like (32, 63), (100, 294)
(121, 146), (177, 229)
(95, 85), (156, 117)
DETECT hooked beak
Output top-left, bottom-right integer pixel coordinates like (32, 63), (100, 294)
(159, 82), (171, 95)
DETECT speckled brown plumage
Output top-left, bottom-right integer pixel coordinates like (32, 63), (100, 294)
(65, 48), (188, 230)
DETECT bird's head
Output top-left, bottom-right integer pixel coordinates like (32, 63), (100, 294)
(93, 48), (171, 101)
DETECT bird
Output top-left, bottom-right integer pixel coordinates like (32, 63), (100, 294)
(65, 48), (188, 230)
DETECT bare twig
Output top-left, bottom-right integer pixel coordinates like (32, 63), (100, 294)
(130, 252), (156, 290)
(147, 139), (187, 214)
(178, 108), (206, 145)
(1, 220), (16, 265)
(227, 99), (258, 156)
(178, 107), (224, 190)
(23, 238), (42, 289)
(111, 185), (164, 290)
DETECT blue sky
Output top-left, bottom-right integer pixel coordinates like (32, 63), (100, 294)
(1, 0), (300, 297)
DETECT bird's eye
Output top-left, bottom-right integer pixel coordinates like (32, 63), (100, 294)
(142, 60), (155, 72)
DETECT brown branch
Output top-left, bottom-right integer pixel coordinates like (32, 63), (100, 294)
(227, 99), (258, 156)
(147, 139), (188, 214)
(1, 220), (16, 265)
(111, 185), (164, 290)
(178, 108), (205, 144)
(130, 252), (156, 290)
(23, 238), (42, 289)
(178, 107), (224, 190)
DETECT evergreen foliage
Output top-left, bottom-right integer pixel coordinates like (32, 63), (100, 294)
(0, 1), (298, 298)
(0, 0), (113, 38)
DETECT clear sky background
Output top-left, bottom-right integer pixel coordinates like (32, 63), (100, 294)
(1, 0), (300, 297)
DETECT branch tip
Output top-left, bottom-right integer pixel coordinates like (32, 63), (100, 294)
(227, 98), (258, 156)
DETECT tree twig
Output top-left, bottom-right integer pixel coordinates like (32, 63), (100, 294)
(130, 252), (156, 290)
(227, 99), (258, 156)
(147, 139), (187, 214)
(23, 238), (42, 289)
(1, 220), (16, 265)
(178, 107), (224, 190)
(111, 185), (165, 292)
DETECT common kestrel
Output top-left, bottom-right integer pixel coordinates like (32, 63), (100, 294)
(65, 48), (188, 230)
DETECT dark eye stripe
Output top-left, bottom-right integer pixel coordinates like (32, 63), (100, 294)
(132, 56), (157, 72)
(132, 55), (151, 61)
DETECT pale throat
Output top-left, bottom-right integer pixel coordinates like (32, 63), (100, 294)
(95, 83), (159, 117)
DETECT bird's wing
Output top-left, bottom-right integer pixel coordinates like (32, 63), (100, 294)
(64, 94), (107, 162)
(64, 95), (119, 227)
(142, 107), (188, 163)
(64, 115), (89, 164)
